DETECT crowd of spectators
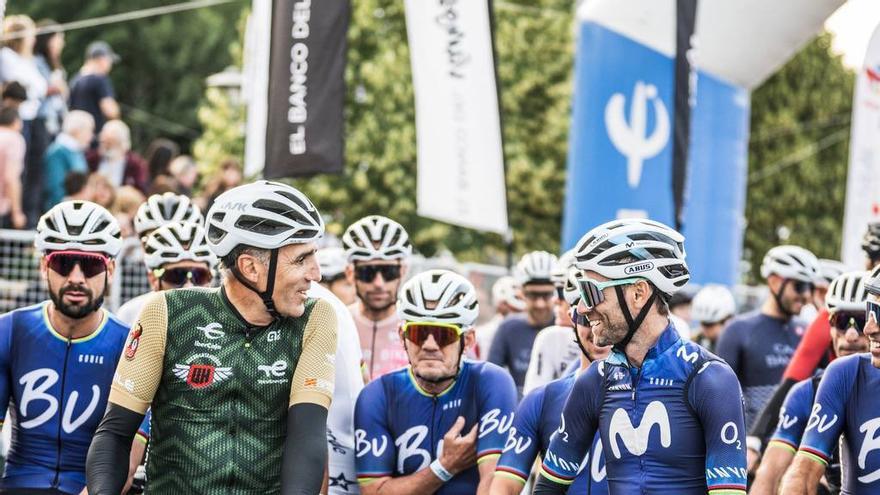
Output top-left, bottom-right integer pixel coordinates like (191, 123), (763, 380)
(0, 14), (243, 237)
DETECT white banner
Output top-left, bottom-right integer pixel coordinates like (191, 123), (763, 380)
(842, 22), (880, 268)
(405, 0), (509, 234)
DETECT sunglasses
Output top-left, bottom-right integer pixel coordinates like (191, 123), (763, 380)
(153, 267), (213, 288)
(354, 264), (401, 283)
(790, 280), (815, 295)
(46, 251), (108, 278)
(523, 290), (555, 301)
(570, 307), (589, 327)
(868, 301), (880, 328)
(576, 277), (643, 310)
(829, 312), (867, 334)
(402, 321), (463, 347)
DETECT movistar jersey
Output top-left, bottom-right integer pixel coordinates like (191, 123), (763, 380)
(799, 354), (880, 494)
(0, 302), (129, 494)
(496, 372), (607, 494)
(108, 287), (337, 494)
(354, 360), (517, 493)
(539, 325), (748, 494)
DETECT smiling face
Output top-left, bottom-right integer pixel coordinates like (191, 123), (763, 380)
(521, 282), (556, 326)
(575, 315), (611, 361)
(271, 243), (321, 318)
(576, 271), (636, 348)
(41, 253), (115, 319)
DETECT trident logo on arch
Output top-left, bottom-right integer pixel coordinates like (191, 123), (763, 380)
(605, 81), (670, 189)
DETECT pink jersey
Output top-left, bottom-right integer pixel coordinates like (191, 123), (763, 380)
(348, 303), (410, 381)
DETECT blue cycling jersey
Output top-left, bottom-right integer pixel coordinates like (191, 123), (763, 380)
(496, 372), (607, 494)
(136, 409), (152, 444)
(354, 360), (517, 493)
(0, 302), (129, 494)
(799, 354), (880, 494)
(769, 373), (820, 452)
(539, 325), (748, 494)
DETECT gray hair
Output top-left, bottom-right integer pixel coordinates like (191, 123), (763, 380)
(62, 110), (95, 135)
(101, 119), (131, 151)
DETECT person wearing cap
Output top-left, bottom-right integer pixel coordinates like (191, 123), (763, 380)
(86, 181), (337, 494)
(0, 200), (129, 494)
(69, 40), (120, 134)
(474, 275), (524, 360)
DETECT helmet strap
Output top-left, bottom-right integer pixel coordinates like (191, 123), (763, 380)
(771, 279), (795, 319)
(572, 324), (593, 362)
(231, 249), (282, 321)
(612, 285), (657, 354)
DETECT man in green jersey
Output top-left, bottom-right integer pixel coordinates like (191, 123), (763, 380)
(86, 180), (338, 495)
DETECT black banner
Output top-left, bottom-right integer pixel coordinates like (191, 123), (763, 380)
(672, 0), (698, 231)
(265, 0), (350, 178)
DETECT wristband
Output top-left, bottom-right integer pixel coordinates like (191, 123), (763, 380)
(430, 459), (453, 482)
(746, 435), (762, 453)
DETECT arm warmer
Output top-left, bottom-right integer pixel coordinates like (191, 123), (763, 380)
(282, 403), (329, 495)
(86, 404), (145, 495)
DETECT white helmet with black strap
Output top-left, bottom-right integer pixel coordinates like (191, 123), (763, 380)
(142, 221), (217, 271)
(342, 215), (412, 262)
(760, 245), (820, 317)
(205, 180), (324, 320)
(515, 250), (558, 286)
(825, 271), (869, 314)
(134, 192), (203, 237)
(36, 200), (122, 257)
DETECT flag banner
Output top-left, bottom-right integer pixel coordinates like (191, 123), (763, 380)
(405, 0), (509, 234)
(842, 23), (880, 267)
(263, 0), (349, 178)
(672, 0), (698, 231)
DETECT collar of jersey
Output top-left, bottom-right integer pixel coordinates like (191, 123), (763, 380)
(220, 286), (274, 331)
(607, 323), (680, 367)
(407, 366), (457, 398)
(41, 302), (109, 344)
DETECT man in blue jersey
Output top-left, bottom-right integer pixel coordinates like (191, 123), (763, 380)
(534, 219), (748, 495)
(782, 264), (880, 494)
(0, 200), (129, 494)
(751, 270), (869, 494)
(491, 269), (611, 495)
(355, 269), (517, 495)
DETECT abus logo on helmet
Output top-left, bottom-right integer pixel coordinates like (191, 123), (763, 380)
(624, 262), (654, 275)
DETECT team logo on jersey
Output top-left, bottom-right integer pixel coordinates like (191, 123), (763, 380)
(125, 324), (143, 360)
(197, 322), (225, 340)
(608, 400), (671, 458)
(174, 353), (232, 389)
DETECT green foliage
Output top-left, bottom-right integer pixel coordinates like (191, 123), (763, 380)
(744, 32), (855, 282)
(16, 0), (246, 151)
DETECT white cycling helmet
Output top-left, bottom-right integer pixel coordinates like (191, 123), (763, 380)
(552, 249), (577, 284)
(134, 192), (203, 236)
(865, 265), (880, 296)
(35, 200), (122, 257)
(825, 271), (869, 314)
(573, 218), (689, 296)
(759, 245), (820, 284)
(398, 269), (479, 328)
(691, 284), (737, 324)
(316, 247), (348, 280)
(562, 268), (583, 307)
(205, 180), (324, 258)
(142, 221), (218, 270)
(515, 251), (558, 285)
(491, 275), (525, 311)
(817, 259), (849, 289)
(342, 215), (412, 262)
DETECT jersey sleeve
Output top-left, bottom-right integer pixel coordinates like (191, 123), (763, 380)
(289, 299), (337, 409)
(797, 356), (856, 466)
(714, 321), (742, 378)
(495, 385), (545, 484)
(476, 363), (518, 464)
(539, 362), (602, 486)
(768, 378), (814, 453)
(0, 311), (13, 426)
(135, 409), (152, 444)
(108, 293), (168, 414)
(783, 311), (831, 381)
(354, 380), (395, 485)
(688, 360), (748, 494)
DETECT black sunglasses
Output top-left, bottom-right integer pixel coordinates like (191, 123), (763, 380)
(570, 307), (589, 327)
(790, 280), (814, 295)
(354, 264), (401, 283)
(46, 251), (108, 278)
(155, 267), (213, 288)
(829, 312), (867, 334)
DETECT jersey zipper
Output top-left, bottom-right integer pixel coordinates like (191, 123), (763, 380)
(53, 337), (72, 489)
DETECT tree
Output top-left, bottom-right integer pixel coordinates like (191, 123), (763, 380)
(744, 32), (854, 282)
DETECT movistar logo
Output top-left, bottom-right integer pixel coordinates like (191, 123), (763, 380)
(608, 401), (671, 458)
(624, 262), (654, 275)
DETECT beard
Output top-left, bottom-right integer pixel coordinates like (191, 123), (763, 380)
(49, 282), (100, 319)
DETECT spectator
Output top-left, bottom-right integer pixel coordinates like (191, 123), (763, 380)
(69, 41), (119, 134)
(1, 15), (49, 228)
(168, 155), (198, 197)
(43, 110), (94, 211)
(0, 106), (26, 229)
(149, 174), (178, 195)
(1, 81), (27, 110)
(144, 137), (178, 180)
(86, 119), (148, 193)
(34, 20), (67, 138)
(88, 172), (115, 209)
(110, 185), (145, 238)
(63, 171), (91, 201)
(201, 157), (243, 212)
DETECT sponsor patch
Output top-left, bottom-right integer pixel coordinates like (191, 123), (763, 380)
(125, 324), (143, 360)
(624, 262), (654, 275)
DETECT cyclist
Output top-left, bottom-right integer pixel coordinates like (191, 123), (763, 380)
(474, 276), (524, 360)
(800, 259), (847, 325)
(781, 265), (880, 494)
(0, 200), (128, 494)
(342, 215), (412, 381)
(86, 180), (337, 494)
(488, 251), (558, 397)
(716, 245), (818, 431)
(492, 270), (611, 495)
(522, 251), (581, 395)
(534, 218), (747, 494)
(354, 269), (517, 494)
(317, 246), (356, 306)
(690, 284), (737, 353)
(751, 271), (868, 495)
